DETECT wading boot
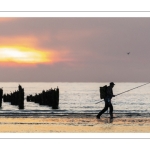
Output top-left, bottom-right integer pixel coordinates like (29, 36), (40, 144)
(96, 115), (100, 119)
(110, 114), (113, 119)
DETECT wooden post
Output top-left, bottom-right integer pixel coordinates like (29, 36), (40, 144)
(18, 85), (24, 109)
(3, 94), (6, 102)
(0, 88), (3, 108)
(27, 96), (30, 102)
(52, 87), (59, 109)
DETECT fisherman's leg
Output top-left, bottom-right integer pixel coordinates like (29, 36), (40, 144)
(97, 102), (109, 118)
(109, 103), (113, 118)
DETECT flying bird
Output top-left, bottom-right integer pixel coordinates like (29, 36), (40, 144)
(127, 52), (130, 55)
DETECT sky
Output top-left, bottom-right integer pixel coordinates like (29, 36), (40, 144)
(0, 17), (150, 82)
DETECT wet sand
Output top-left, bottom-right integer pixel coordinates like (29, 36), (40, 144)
(0, 113), (150, 133)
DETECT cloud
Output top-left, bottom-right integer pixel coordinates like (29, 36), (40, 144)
(0, 36), (38, 47)
(0, 18), (150, 81)
(0, 18), (17, 22)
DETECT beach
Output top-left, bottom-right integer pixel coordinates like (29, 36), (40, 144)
(0, 113), (150, 133)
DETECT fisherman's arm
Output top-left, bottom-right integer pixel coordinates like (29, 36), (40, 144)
(107, 87), (115, 97)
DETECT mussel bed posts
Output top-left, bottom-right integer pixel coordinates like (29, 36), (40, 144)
(27, 87), (59, 109)
(3, 85), (24, 109)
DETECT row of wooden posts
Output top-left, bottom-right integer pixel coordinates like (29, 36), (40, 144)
(3, 85), (24, 109)
(0, 85), (59, 109)
(27, 87), (59, 109)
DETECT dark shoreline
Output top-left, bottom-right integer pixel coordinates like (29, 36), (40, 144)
(0, 113), (149, 118)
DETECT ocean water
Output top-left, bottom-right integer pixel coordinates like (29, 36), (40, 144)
(0, 82), (150, 114)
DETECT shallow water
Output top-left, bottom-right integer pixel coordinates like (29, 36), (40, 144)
(0, 82), (150, 114)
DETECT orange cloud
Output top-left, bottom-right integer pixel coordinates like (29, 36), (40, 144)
(0, 18), (17, 22)
(0, 46), (53, 64)
(0, 36), (38, 47)
(0, 35), (73, 67)
(0, 36), (49, 63)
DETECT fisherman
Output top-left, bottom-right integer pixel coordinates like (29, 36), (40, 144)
(96, 82), (115, 119)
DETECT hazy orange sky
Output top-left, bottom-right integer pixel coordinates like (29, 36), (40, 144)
(0, 17), (150, 82)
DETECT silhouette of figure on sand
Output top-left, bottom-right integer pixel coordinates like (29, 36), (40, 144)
(96, 82), (115, 119)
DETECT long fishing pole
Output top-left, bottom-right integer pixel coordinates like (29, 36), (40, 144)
(95, 82), (150, 104)
(115, 82), (150, 96)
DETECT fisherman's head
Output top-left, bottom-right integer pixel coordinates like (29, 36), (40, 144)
(110, 82), (115, 87)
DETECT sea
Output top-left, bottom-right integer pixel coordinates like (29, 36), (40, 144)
(0, 82), (150, 115)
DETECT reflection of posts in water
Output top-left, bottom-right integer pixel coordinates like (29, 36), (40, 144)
(0, 88), (3, 107)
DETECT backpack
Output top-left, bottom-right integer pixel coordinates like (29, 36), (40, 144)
(100, 85), (107, 99)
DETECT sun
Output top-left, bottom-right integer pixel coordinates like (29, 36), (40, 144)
(0, 47), (52, 64)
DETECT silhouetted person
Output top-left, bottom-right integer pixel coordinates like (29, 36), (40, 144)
(96, 82), (115, 119)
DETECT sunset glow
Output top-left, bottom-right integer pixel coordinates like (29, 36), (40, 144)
(0, 47), (52, 64)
